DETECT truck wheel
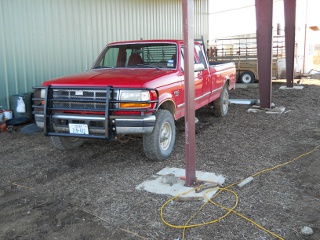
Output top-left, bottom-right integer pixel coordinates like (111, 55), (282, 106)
(51, 136), (85, 150)
(213, 85), (229, 117)
(143, 109), (176, 161)
(239, 71), (255, 84)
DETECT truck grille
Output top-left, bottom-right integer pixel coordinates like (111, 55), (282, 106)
(52, 89), (117, 110)
(53, 89), (107, 99)
(53, 101), (106, 110)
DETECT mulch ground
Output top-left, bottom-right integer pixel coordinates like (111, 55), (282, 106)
(0, 79), (319, 240)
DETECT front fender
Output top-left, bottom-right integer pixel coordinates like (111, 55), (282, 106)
(157, 93), (176, 116)
(159, 92), (174, 104)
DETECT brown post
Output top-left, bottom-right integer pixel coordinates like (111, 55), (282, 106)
(284, 0), (296, 87)
(182, 0), (196, 186)
(255, 0), (273, 108)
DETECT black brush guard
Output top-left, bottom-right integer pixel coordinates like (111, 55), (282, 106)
(32, 86), (159, 140)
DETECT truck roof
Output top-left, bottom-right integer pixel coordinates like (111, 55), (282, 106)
(108, 39), (200, 46)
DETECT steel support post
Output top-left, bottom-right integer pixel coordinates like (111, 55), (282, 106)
(182, 0), (196, 186)
(284, 0), (296, 87)
(255, 0), (273, 108)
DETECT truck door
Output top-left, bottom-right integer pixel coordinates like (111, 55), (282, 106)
(194, 45), (211, 106)
(180, 47), (204, 110)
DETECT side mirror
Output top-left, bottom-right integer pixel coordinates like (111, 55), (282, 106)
(194, 63), (205, 72)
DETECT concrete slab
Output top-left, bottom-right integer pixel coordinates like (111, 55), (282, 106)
(279, 86), (304, 90)
(136, 167), (225, 200)
(247, 106), (286, 114)
(235, 83), (259, 89)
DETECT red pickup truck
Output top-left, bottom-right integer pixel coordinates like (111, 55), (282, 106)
(33, 40), (236, 161)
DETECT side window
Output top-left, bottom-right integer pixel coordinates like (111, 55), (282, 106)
(195, 45), (207, 69)
(180, 49), (184, 71)
(181, 46), (207, 71)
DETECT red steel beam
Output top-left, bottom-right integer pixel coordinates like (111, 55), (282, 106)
(284, 0), (296, 87)
(182, 0), (196, 187)
(255, 0), (273, 108)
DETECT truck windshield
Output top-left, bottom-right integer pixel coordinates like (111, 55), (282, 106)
(93, 43), (177, 69)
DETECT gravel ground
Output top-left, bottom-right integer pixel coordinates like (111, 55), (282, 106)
(0, 79), (319, 240)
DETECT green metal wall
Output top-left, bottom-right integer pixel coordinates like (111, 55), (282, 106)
(0, 0), (209, 109)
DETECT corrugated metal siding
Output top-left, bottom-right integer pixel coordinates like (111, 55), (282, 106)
(0, 0), (208, 109)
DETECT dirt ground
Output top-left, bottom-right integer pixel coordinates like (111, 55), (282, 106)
(0, 79), (319, 240)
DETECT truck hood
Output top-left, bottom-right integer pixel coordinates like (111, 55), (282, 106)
(43, 68), (177, 88)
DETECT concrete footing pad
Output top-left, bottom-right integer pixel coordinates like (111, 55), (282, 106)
(247, 105), (286, 114)
(136, 167), (225, 200)
(279, 85), (304, 90)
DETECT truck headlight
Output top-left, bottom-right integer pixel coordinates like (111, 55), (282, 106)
(119, 90), (151, 108)
(40, 89), (46, 98)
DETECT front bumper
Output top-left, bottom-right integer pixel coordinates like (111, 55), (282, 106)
(35, 113), (155, 136)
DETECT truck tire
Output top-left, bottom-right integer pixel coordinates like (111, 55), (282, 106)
(143, 109), (176, 161)
(213, 85), (229, 117)
(51, 136), (85, 150)
(239, 71), (255, 84)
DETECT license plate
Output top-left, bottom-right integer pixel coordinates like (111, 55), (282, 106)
(69, 124), (89, 135)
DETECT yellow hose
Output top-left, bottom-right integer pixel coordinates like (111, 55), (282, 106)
(160, 144), (320, 239)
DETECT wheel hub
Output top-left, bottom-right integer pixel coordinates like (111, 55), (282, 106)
(160, 122), (171, 150)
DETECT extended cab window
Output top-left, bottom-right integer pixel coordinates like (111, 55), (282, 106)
(194, 45), (207, 69)
(180, 45), (207, 71)
(93, 43), (177, 69)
